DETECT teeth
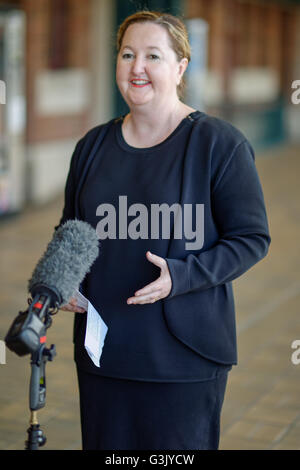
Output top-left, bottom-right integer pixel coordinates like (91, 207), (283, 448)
(131, 80), (150, 85)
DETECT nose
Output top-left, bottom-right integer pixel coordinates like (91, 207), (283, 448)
(131, 55), (146, 75)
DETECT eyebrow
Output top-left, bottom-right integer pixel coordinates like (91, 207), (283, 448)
(122, 45), (162, 52)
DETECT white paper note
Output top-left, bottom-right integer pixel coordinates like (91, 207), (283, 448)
(75, 289), (89, 310)
(75, 290), (108, 368)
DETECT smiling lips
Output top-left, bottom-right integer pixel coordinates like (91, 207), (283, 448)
(130, 79), (151, 88)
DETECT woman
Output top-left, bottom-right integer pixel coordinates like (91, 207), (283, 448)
(58, 11), (271, 450)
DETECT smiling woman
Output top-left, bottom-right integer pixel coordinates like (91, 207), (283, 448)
(115, 12), (195, 148)
(116, 10), (191, 99)
(117, 23), (184, 106)
(116, 29), (190, 149)
(57, 10), (271, 451)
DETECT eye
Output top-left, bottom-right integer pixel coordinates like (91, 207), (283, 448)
(122, 53), (134, 60)
(149, 54), (160, 61)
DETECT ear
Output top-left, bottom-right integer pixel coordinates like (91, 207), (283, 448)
(177, 57), (189, 85)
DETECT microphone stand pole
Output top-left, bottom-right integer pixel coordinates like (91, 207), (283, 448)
(25, 315), (56, 450)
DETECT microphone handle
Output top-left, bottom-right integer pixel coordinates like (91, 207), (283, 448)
(29, 344), (47, 411)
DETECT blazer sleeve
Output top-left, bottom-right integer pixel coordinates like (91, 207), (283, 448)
(165, 140), (271, 299)
(55, 137), (85, 230)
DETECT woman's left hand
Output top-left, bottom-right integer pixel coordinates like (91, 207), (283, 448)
(127, 251), (172, 305)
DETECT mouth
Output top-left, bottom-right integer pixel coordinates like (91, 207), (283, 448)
(130, 79), (152, 88)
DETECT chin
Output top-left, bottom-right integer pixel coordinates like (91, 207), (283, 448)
(125, 95), (153, 107)
(118, 86), (155, 108)
(129, 99), (152, 107)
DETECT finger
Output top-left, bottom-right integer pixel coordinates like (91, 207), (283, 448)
(74, 307), (86, 313)
(67, 297), (86, 312)
(60, 304), (86, 313)
(128, 297), (159, 305)
(134, 280), (161, 297)
(127, 291), (161, 304)
(133, 298), (159, 304)
(146, 251), (166, 268)
(69, 297), (78, 306)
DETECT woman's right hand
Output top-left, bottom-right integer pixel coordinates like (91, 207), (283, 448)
(60, 297), (86, 313)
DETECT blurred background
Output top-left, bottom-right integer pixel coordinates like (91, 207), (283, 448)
(0, 0), (299, 450)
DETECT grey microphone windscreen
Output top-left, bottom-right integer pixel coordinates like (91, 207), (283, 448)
(28, 220), (99, 305)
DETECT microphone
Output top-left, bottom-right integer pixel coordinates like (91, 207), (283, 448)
(5, 220), (99, 356)
(28, 219), (99, 307)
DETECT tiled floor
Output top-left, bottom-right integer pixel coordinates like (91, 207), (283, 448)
(0, 143), (299, 450)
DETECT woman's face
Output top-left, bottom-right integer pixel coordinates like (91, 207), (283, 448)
(116, 22), (188, 110)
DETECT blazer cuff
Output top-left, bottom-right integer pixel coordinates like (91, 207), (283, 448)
(165, 258), (190, 299)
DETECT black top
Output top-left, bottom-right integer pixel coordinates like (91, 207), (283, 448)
(57, 110), (270, 377)
(76, 111), (231, 381)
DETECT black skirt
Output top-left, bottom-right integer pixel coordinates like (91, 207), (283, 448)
(76, 367), (229, 450)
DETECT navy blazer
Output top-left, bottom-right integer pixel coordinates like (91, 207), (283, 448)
(57, 112), (271, 366)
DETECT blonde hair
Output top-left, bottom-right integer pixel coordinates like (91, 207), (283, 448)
(116, 10), (191, 99)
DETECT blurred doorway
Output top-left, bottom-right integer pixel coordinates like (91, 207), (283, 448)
(0, 6), (26, 217)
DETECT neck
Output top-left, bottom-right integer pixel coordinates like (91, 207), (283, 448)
(124, 100), (186, 135)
